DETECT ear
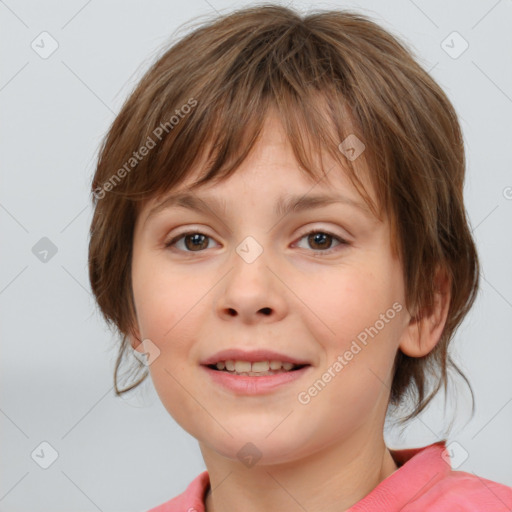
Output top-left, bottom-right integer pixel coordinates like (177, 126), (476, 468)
(399, 266), (451, 358)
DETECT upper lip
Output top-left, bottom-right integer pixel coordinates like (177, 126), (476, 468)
(201, 349), (311, 366)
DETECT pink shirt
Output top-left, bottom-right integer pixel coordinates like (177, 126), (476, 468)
(147, 442), (512, 511)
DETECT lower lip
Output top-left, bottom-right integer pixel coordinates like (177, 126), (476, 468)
(201, 365), (312, 395)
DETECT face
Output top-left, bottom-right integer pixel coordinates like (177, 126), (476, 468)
(129, 114), (411, 465)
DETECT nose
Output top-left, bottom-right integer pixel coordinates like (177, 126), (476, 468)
(215, 245), (288, 324)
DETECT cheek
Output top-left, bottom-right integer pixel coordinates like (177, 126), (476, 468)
(300, 267), (396, 336)
(131, 251), (193, 347)
(293, 255), (405, 376)
(131, 262), (202, 424)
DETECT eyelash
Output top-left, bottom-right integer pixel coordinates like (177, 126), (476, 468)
(164, 228), (348, 255)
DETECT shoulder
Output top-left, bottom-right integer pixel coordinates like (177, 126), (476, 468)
(407, 470), (512, 511)
(145, 471), (210, 512)
(350, 442), (512, 512)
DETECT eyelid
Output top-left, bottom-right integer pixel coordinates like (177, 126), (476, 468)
(292, 227), (349, 254)
(164, 224), (350, 255)
(295, 225), (350, 243)
(163, 224), (348, 244)
(163, 226), (218, 248)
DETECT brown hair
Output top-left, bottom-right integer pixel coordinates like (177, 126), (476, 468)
(88, 3), (479, 422)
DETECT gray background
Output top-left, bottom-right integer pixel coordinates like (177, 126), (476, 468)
(1, 0), (511, 510)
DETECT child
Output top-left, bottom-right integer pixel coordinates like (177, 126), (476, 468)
(88, 4), (512, 511)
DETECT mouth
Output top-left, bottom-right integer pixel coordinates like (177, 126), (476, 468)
(201, 359), (312, 395)
(205, 360), (310, 377)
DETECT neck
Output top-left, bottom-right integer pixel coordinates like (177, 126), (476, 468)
(202, 433), (398, 512)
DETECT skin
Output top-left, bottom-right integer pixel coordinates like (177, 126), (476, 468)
(129, 113), (450, 512)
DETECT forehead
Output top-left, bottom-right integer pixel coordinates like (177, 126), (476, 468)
(140, 113), (378, 220)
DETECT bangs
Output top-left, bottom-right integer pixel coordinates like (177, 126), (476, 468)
(95, 18), (383, 221)
(89, 5), (478, 419)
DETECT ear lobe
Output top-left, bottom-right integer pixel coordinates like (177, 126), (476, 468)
(399, 267), (451, 358)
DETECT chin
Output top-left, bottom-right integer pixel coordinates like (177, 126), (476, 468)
(200, 430), (309, 467)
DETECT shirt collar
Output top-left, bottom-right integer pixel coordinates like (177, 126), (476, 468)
(177, 441), (450, 512)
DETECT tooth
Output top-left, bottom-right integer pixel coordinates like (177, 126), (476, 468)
(252, 361), (270, 372)
(234, 361), (252, 372)
(215, 359), (298, 373)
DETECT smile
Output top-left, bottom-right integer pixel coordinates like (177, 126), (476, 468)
(208, 359), (306, 376)
(202, 361), (312, 394)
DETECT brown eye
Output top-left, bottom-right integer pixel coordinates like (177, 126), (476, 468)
(165, 232), (214, 252)
(184, 233), (209, 251)
(307, 232), (332, 250)
(295, 229), (347, 254)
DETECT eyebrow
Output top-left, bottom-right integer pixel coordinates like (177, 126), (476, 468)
(144, 191), (372, 227)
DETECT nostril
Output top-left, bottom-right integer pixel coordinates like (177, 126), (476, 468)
(260, 307), (271, 315)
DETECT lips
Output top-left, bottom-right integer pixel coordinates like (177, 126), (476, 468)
(202, 362), (312, 394)
(200, 348), (311, 366)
